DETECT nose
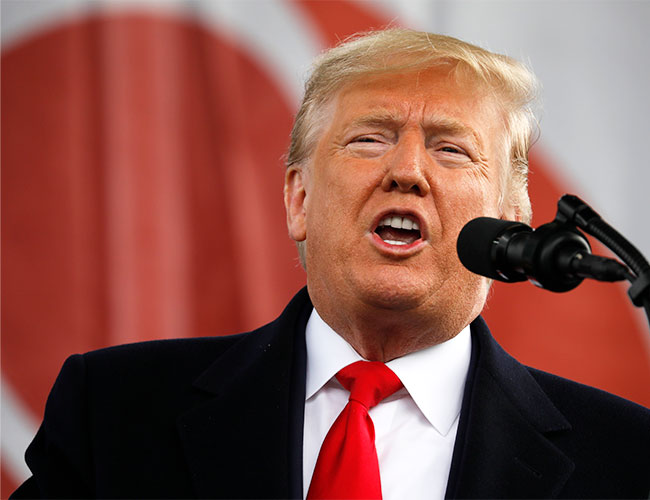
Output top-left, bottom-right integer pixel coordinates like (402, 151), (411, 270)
(380, 136), (431, 197)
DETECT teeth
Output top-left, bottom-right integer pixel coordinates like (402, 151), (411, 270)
(384, 239), (407, 246)
(379, 215), (420, 231)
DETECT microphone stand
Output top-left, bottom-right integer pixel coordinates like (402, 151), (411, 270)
(555, 194), (650, 329)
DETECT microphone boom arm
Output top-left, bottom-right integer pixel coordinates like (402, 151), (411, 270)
(556, 194), (650, 327)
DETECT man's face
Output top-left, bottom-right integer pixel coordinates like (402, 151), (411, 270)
(285, 65), (512, 330)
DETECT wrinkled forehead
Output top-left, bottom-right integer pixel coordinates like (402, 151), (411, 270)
(317, 66), (507, 146)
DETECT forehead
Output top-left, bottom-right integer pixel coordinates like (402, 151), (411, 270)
(324, 65), (505, 139)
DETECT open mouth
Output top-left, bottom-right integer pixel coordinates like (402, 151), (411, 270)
(374, 214), (422, 246)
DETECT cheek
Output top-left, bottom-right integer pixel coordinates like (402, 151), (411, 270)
(304, 184), (357, 250)
(454, 170), (501, 213)
(463, 167), (501, 208)
(434, 172), (502, 245)
(313, 161), (378, 213)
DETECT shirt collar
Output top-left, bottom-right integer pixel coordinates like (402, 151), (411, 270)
(305, 307), (472, 436)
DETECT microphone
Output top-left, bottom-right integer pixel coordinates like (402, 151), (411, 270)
(457, 217), (629, 292)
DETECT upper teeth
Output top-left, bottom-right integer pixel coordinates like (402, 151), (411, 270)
(379, 215), (420, 231)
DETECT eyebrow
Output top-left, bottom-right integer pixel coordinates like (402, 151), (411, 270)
(423, 117), (475, 137)
(346, 111), (407, 130)
(346, 112), (475, 138)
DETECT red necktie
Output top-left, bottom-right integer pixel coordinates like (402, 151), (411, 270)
(307, 361), (403, 500)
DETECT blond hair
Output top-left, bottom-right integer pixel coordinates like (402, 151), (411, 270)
(287, 28), (539, 224)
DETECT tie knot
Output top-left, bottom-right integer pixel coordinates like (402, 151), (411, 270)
(335, 361), (403, 409)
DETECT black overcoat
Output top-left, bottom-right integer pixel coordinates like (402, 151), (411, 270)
(12, 287), (650, 498)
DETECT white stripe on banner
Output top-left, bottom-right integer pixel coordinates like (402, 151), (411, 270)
(1, 379), (39, 483)
(1, 0), (186, 51)
(194, 0), (324, 108)
(1, 0), (323, 108)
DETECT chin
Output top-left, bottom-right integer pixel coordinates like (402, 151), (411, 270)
(357, 266), (490, 321)
(353, 273), (433, 312)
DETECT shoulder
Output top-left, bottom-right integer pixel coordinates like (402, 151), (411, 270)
(46, 332), (256, 415)
(20, 334), (261, 498)
(53, 287), (313, 396)
(470, 314), (650, 453)
(527, 365), (650, 429)
(468, 317), (650, 496)
(81, 333), (248, 375)
(472, 314), (650, 424)
(527, 366), (650, 496)
(57, 329), (272, 403)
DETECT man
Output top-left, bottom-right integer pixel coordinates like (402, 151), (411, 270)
(13, 28), (650, 499)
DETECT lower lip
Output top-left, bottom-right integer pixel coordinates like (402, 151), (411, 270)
(370, 232), (426, 255)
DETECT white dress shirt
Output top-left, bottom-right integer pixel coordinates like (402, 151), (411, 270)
(303, 308), (471, 500)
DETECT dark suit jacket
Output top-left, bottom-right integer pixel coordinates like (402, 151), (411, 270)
(12, 287), (650, 499)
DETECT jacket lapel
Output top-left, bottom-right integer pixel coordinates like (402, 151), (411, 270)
(176, 288), (311, 499)
(447, 317), (575, 499)
(176, 293), (576, 498)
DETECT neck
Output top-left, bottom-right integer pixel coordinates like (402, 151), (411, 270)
(311, 293), (470, 362)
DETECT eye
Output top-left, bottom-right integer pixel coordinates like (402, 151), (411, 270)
(439, 145), (465, 155)
(353, 136), (381, 143)
(431, 141), (473, 168)
(346, 135), (390, 157)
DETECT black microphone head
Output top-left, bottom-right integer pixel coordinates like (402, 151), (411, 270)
(457, 217), (530, 281)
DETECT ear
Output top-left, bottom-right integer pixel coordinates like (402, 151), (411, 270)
(284, 166), (308, 242)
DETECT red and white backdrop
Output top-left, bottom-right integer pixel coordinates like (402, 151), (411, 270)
(2, 0), (649, 495)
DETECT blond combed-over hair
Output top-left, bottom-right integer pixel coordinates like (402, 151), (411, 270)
(287, 28), (539, 224)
